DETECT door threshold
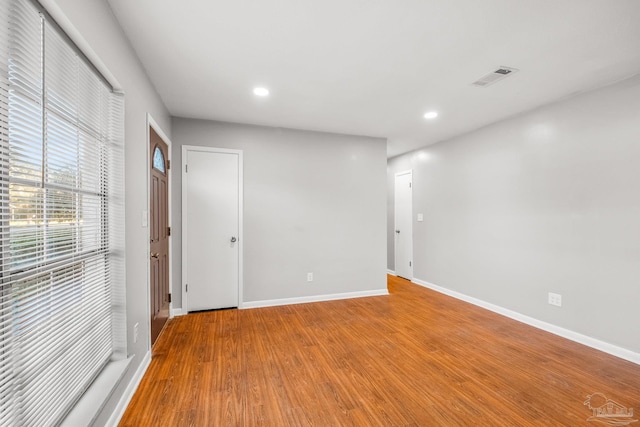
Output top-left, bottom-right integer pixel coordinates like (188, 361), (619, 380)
(188, 306), (238, 314)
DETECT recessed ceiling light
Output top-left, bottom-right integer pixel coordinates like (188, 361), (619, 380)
(253, 87), (269, 97)
(423, 111), (438, 119)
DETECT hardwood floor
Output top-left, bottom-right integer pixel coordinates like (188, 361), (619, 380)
(119, 275), (640, 426)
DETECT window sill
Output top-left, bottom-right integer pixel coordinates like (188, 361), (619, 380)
(61, 356), (133, 427)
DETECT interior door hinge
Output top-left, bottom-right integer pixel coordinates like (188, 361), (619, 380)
(167, 293), (172, 303)
(167, 159), (171, 170)
(186, 284), (188, 292)
(409, 182), (412, 188)
(185, 164), (188, 173)
(409, 261), (412, 267)
(167, 226), (171, 236)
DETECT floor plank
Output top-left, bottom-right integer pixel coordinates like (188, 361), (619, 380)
(119, 275), (640, 426)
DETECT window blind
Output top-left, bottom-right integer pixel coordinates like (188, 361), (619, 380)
(0, 0), (125, 425)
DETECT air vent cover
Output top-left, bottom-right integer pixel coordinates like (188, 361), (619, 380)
(472, 66), (519, 87)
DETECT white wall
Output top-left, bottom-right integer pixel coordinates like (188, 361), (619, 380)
(44, 0), (172, 424)
(388, 75), (640, 356)
(172, 118), (387, 307)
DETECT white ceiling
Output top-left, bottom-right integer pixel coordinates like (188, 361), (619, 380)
(107, 0), (640, 157)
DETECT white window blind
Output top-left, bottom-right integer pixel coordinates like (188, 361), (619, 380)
(0, 0), (125, 425)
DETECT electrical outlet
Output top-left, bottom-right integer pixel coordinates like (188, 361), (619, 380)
(133, 322), (139, 343)
(307, 272), (313, 282)
(548, 292), (562, 307)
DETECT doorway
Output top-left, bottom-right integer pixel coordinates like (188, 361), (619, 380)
(394, 170), (413, 280)
(149, 126), (170, 345)
(182, 146), (243, 311)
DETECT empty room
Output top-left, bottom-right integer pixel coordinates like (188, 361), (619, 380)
(0, 0), (639, 426)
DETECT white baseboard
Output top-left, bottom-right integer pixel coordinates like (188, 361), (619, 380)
(387, 269), (396, 276)
(105, 351), (152, 427)
(241, 289), (389, 309)
(411, 278), (640, 366)
(170, 307), (187, 317)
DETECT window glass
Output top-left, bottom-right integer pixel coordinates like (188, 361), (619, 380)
(153, 146), (165, 173)
(0, 1), (125, 425)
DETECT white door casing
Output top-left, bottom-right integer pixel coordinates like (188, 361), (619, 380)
(394, 170), (413, 280)
(182, 146), (243, 311)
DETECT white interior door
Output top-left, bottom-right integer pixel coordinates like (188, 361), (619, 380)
(395, 171), (413, 279)
(183, 147), (241, 311)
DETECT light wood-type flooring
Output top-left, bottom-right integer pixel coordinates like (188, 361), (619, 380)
(119, 275), (640, 426)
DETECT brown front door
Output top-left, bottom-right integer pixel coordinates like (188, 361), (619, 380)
(150, 127), (170, 346)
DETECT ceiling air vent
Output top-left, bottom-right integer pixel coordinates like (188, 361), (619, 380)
(472, 66), (519, 87)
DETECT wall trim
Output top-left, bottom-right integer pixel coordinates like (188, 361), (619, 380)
(37, 0), (122, 91)
(170, 307), (186, 317)
(411, 278), (640, 366)
(241, 289), (389, 309)
(105, 351), (152, 427)
(387, 269), (396, 276)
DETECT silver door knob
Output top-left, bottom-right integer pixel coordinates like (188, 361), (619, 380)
(395, 230), (400, 234)
(230, 237), (237, 243)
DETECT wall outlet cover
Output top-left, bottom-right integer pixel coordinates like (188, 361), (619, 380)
(548, 292), (562, 307)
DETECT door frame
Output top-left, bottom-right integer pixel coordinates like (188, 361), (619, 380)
(181, 145), (244, 311)
(146, 114), (173, 351)
(394, 169), (413, 280)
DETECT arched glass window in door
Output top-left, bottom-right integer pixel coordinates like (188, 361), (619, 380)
(153, 145), (166, 173)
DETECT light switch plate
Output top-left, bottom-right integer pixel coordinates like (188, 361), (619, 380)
(141, 210), (148, 227)
(133, 322), (139, 343)
(417, 213), (424, 222)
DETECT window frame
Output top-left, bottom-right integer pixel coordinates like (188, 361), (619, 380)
(0, 0), (126, 425)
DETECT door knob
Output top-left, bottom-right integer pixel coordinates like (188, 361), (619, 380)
(395, 230), (400, 234)
(230, 237), (237, 243)
(151, 252), (159, 258)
